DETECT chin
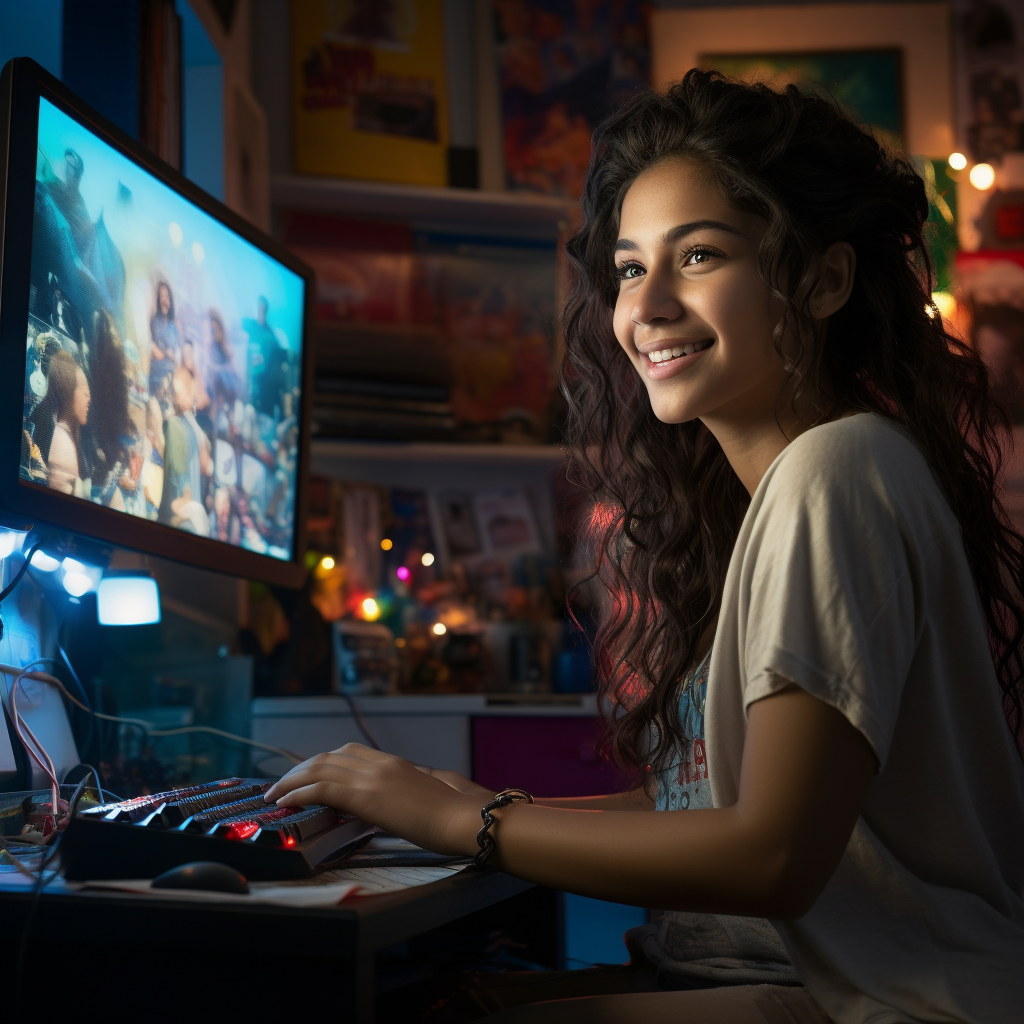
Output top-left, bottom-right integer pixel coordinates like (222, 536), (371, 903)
(646, 393), (700, 425)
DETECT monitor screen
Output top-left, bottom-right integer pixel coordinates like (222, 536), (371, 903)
(19, 96), (306, 565)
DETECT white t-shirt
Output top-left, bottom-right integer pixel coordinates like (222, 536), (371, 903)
(706, 413), (1024, 1024)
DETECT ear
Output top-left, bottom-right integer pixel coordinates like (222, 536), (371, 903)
(810, 243), (856, 319)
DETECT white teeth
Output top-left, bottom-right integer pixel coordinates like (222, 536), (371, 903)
(647, 340), (711, 363)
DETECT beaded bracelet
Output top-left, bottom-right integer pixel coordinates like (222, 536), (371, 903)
(474, 788), (534, 867)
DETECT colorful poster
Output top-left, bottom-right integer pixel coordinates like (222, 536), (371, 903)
(493, 0), (650, 198)
(703, 51), (903, 137)
(292, 0), (449, 186)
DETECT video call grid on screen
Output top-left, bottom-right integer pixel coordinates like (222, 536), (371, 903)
(21, 98), (305, 562)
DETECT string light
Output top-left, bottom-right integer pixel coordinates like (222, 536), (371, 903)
(969, 163), (995, 190)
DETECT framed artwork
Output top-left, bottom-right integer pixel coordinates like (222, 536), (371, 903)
(702, 50), (903, 137)
(651, 3), (954, 159)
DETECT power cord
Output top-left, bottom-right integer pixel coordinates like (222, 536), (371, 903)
(338, 690), (383, 751)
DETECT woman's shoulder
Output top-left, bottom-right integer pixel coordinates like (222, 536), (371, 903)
(49, 421), (74, 453)
(770, 413), (929, 489)
(759, 412), (955, 535)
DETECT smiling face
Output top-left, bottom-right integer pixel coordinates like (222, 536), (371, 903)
(612, 158), (793, 432)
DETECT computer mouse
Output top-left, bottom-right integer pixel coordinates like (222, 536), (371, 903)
(151, 861), (250, 894)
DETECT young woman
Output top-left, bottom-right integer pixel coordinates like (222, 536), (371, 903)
(266, 72), (1024, 1023)
(45, 349), (90, 497)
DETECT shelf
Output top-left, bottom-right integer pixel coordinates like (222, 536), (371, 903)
(271, 174), (575, 229)
(310, 439), (566, 466)
(252, 692), (598, 718)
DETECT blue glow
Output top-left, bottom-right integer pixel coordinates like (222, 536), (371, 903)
(97, 575), (161, 625)
(36, 98), (304, 353)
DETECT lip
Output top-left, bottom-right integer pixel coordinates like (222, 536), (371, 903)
(638, 339), (714, 380)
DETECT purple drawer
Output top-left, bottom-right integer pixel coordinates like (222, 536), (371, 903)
(472, 716), (632, 797)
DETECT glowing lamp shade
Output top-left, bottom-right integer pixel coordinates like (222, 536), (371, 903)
(63, 571), (93, 598)
(0, 530), (23, 558)
(31, 550), (61, 572)
(969, 163), (995, 190)
(97, 575), (161, 625)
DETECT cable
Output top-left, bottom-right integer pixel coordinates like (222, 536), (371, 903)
(61, 761), (107, 806)
(14, 769), (96, 1011)
(57, 640), (95, 760)
(338, 690), (383, 751)
(0, 540), (42, 605)
(5, 659), (63, 818)
(0, 663), (304, 765)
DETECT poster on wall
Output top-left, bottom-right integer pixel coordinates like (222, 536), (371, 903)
(701, 51), (903, 139)
(493, 0), (650, 198)
(291, 0), (449, 186)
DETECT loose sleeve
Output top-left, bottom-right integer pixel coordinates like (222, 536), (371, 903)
(736, 445), (922, 768)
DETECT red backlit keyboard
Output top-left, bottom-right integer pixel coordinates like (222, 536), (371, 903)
(61, 778), (374, 880)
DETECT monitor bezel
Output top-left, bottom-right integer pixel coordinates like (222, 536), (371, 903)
(0, 58), (312, 588)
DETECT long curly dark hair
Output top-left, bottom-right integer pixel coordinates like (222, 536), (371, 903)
(562, 70), (1024, 785)
(89, 309), (134, 481)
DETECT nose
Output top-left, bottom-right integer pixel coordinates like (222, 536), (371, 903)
(627, 268), (683, 328)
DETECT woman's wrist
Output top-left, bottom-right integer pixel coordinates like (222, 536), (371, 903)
(441, 792), (487, 857)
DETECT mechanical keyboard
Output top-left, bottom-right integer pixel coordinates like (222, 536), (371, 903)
(61, 778), (374, 880)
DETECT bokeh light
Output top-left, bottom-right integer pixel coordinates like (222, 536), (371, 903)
(396, 566), (411, 581)
(421, 552), (435, 566)
(380, 538), (393, 551)
(930, 291), (956, 321)
(432, 622), (447, 636)
(361, 597), (381, 620)
(947, 152), (967, 171)
(969, 163), (995, 190)
(320, 555), (335, 570)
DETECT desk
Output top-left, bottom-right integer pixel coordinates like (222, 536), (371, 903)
(0, 867), (535, 1021)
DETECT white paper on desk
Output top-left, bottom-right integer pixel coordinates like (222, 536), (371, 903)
(78, 878), (361, 907)
(71, 863), (468, 906)
(319, 864), (468, 895)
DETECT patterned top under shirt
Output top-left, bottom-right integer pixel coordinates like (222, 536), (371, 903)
(655, 649), (712, 812)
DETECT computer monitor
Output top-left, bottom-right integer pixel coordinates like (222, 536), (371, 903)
(0, 58), (312, 587)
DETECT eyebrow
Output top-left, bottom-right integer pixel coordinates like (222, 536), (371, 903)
(614, 219), (747, 253)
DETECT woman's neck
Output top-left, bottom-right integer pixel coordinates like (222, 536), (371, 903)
(702, 390), (849, 497)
